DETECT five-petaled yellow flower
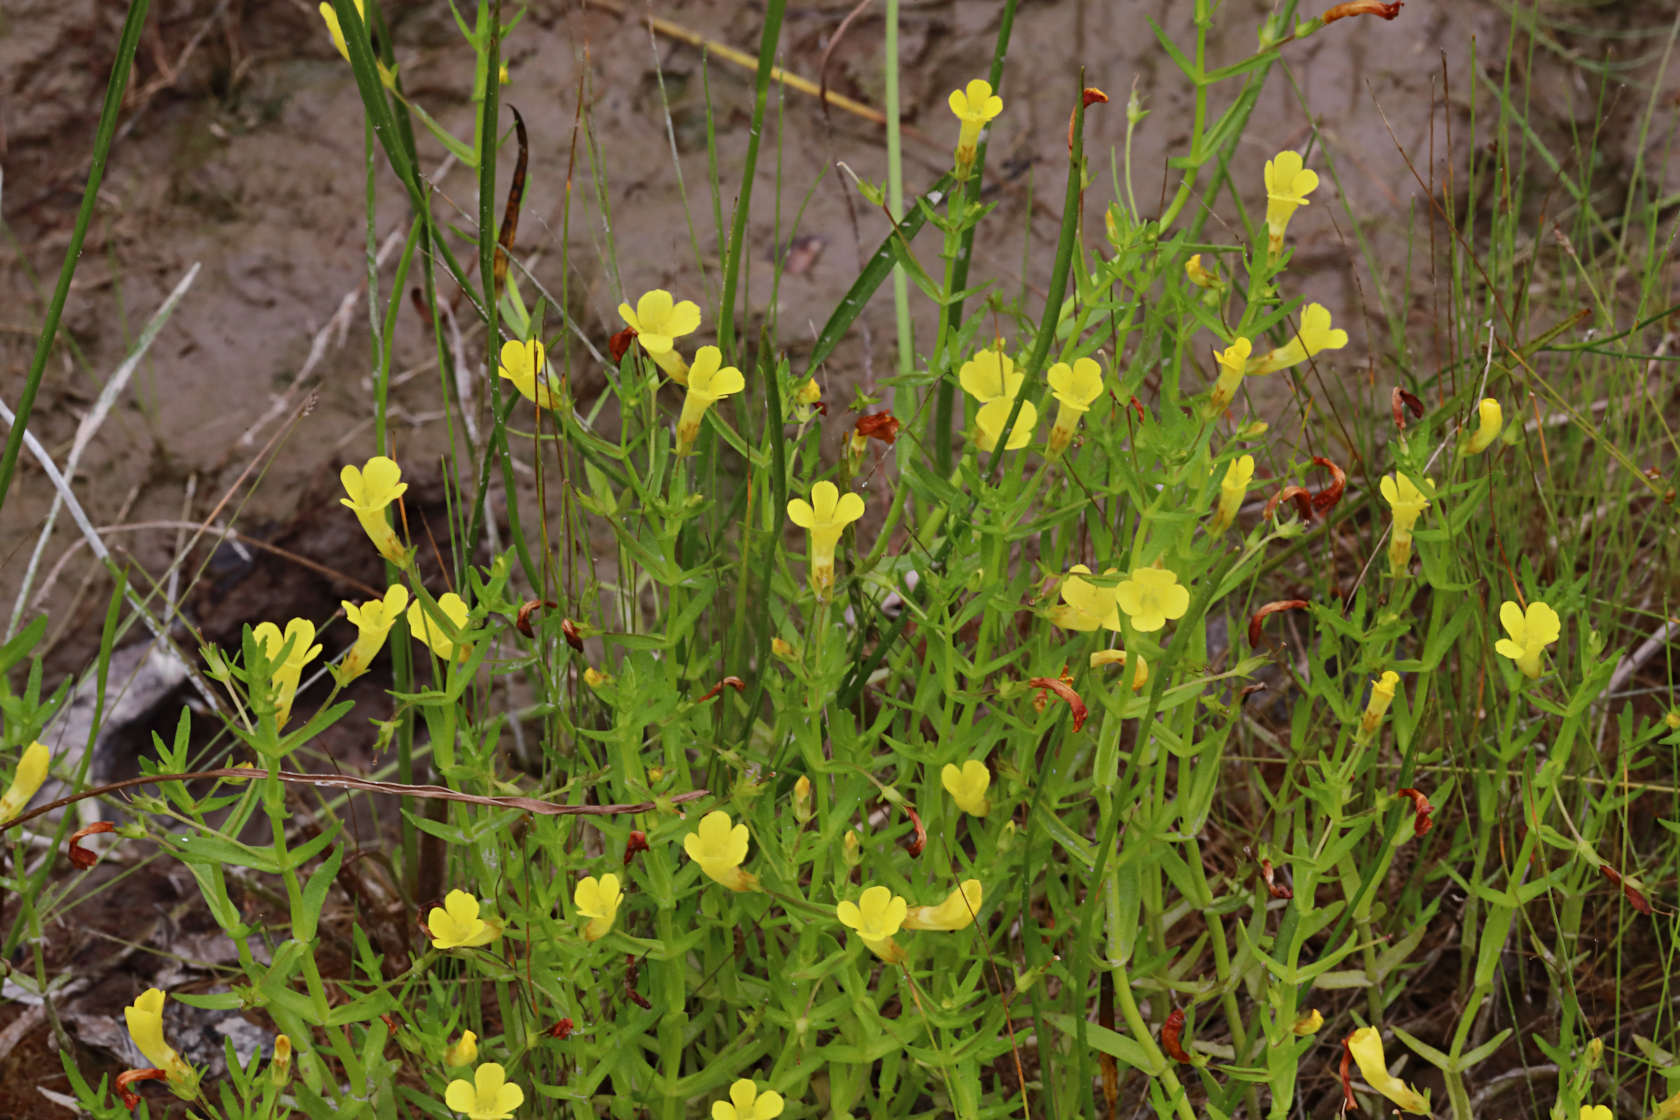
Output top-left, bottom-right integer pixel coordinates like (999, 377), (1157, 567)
(1116, 567), (1191, 633)
(444, 1031), (479, 1068)
(251, 618), (322, 728)
(1211, 338), (1252, 410)
(1495, 599), (1561, 680)
(408, 592), (472, 663)
(683, 810), (760, 891)
(711, 1078), (785, 1120)
(340, 456), (409, 564)
(618, 289), (701, 384)
(1467, 397), (1503, 455)
(948, 78), (1003, 170)
(1046, 358), (1103, 454)
(1346, 1027), (1428, 1114)
(444, 1062), (524, 1120)
(958, 346), (1024, 404)
(941, 760), (991, 817)
(676, 346), (744, 453)
(498, 338), (557, 411)
(903, 879), (983, 931)
(124, 988), (199, 1098)
(0, 741), (49, 823)
(787, 481), (865, 599)
(1249, 304), (1348, 375)
(975, 397), (1037, 452)
(338, 585), (409, 682)
(1380, 471), (1434, 576)
(1211, 455), (1255, 533)
(1051, 565), (1121, 632)
(574, 873), (623, 942)
(1264, 150), (1319, 252)
(837, 884), (909, 962)
(428, 890), (502, 950)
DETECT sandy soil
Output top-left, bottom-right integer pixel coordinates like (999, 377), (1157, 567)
(3, 0), (1676, 1114)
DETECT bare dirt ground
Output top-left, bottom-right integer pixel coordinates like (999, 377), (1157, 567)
(3, 0), (1677, 1114)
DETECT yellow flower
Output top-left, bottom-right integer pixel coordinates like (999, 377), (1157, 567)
(1250, 304), (1348, 375)
(574, 874), (623, 942)
(958, 346), (1023, 403)
(1359, 670), (1400, 738)
(338, 585), (410, 682)
(1581, 1107), (1612, 1120)
(444, 1031), (479, 1068)
(251, 618), (322, 728)
(787, 481), (865, 599)
(444, 1063), (524, 1120)
(1089, 648), (1148, 691)
(1115, 567), (1191, 633)
(975, 397), (1037, 452)
(1211, 454), (1255, 533)
(340, 456), (409, 564)
(948, 78), (1003, 170)
(1264, 150), (1319, 251)
(1050, 565), (1120, 633)
(1292, 1009), (1323, 1036)
(903, 879), (982, 931)
(1184, 253), (1222, 290)
(711, 1078), (785, 1120)
(1495, 599), (1561, 679)
(683, 810), (759, 891)
(1380, 472), (1434, 536)
(123, 988), (199, 1097)
(676, 346), (745, 453)
(1649, 1089), (1680, 1119)
(837, 884), (909, 962)
(1467, 397), (1503, 455)
(793, 377), (822, 422)
(940, 760), (991, 817)
(1346, 1027), (1428, 1114)
(408, 592), (471, 663)
(317, 0), (396, 88)
(618, 289), (701, 384)
(497, 338), (557, 411)
(427, 890), (502, 949)
(1046, 357), (1103, 454)
(0, 741), (50, 823)
(1211, 338), (1252, 410)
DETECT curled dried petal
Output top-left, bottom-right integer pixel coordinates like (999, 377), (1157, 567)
(1029, 676), (1088, 732)
(856, 410), (901, 445)
(1310, 456), (1346, 514)
(516, 599), (556, 638)
(1324, 0), (1404, 22)
(1160, 1009), (1191, 1063)
(67, 820), (117, 870)
(1248, 600), (1311, 647)
(1395, 787), (1435, 836)
(696, 676), (747, 704)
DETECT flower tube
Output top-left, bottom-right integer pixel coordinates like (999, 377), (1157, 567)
(948, 79), (1003, 173)
(340, 456), (409, 564)
(1046, 358), (1103, 454)
(618, 289), (701, 384)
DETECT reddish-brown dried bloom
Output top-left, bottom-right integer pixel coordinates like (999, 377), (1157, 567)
(1395, 787), (1435, 837)
(515, 599), (556, 639)
(1029, 675), (1088, 732)
(1248, 600), (1310, 646)
(1323, 1), (1403, 23)
(68, 820), (117, 869)
(1160, 1008), (1192, 1063)
(855, 410), (901, 446)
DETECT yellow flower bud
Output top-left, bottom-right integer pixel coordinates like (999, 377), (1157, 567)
(1466, 397), (1503, 455)
(842, 829), (862, 868)
(1359, 671), (1400, 738)
(444, 1030), (478, 1068)
(792, 776), (814, 824)
(0, 741), (50, 822)
(1292, 1009), (1323, 1036)
(1211, 454), (1254, 532)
